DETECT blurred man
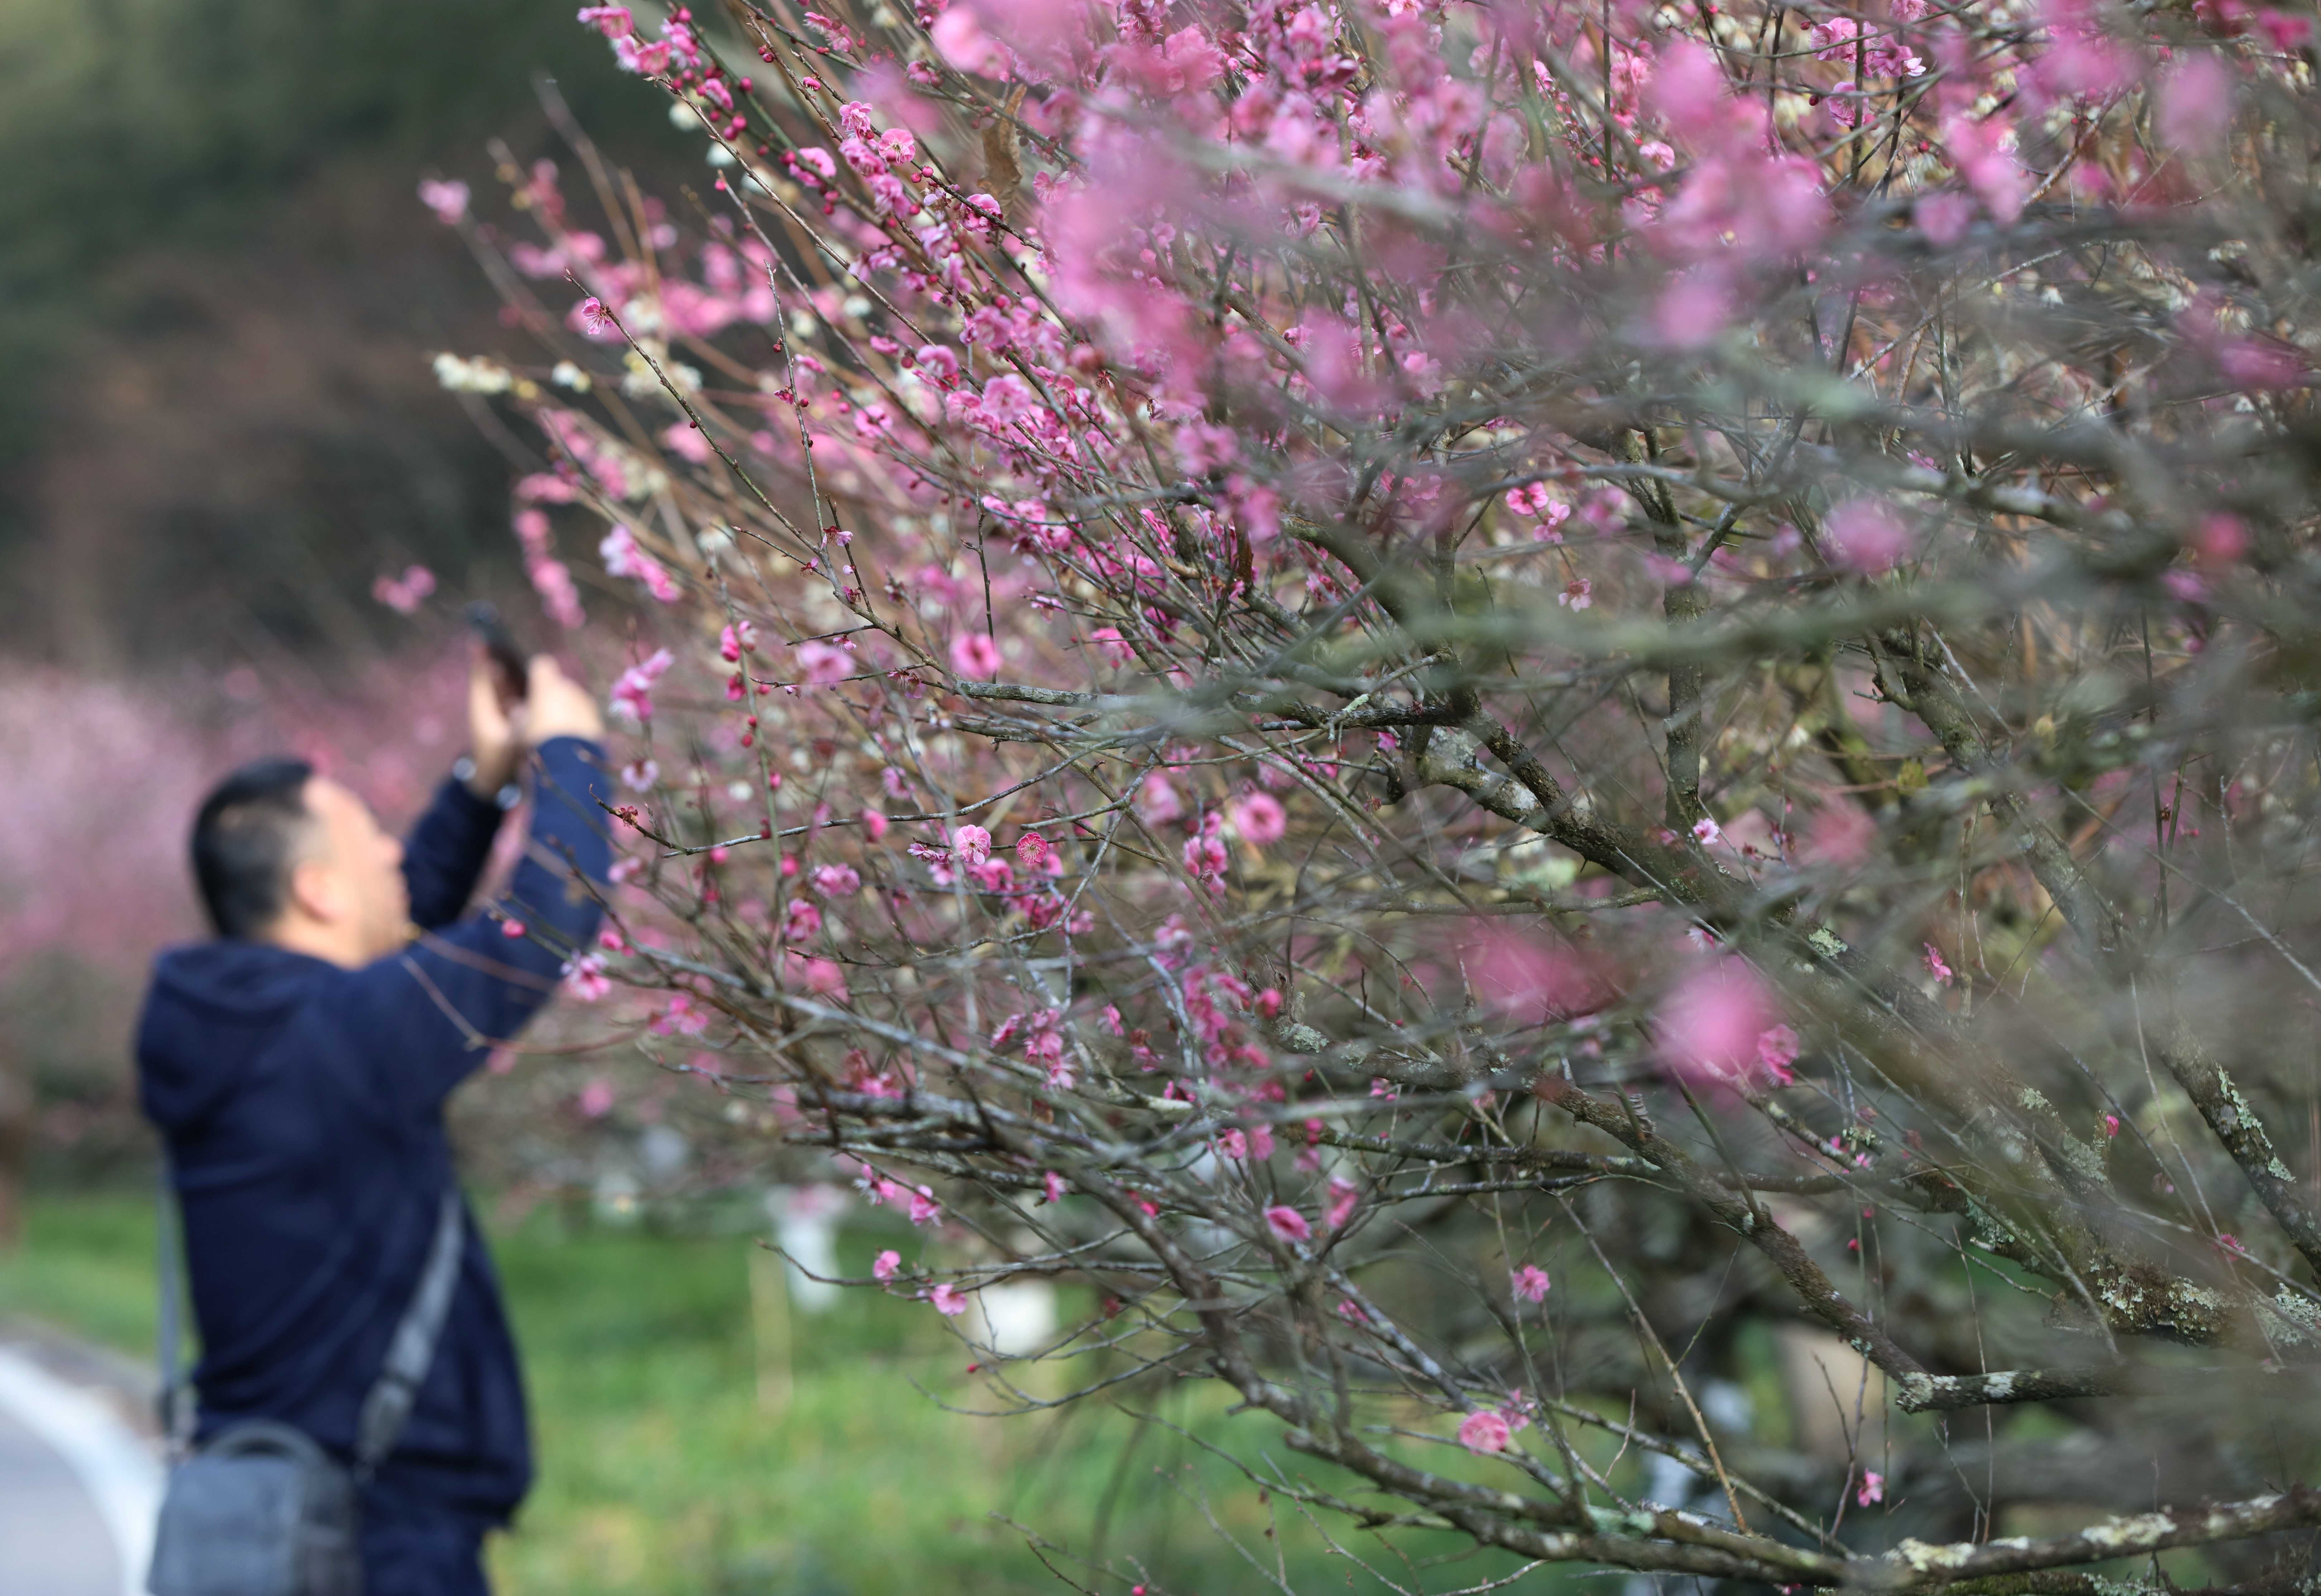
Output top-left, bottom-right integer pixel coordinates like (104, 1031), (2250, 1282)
(137, 650), (609, 1595)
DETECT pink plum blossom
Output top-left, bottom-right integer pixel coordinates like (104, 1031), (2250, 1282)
(561, 954), (612, 1001)
(1182, 815), (1229, 891)
(417, 180), (469, 224)
(2195, 513), (2249, 564)
(1825, 499), (1912, 574)
(609, 647), (675, 724)
(2218, 337), (2306, 390)
(950, 632), (1004, 677)
(928, 1282), (969, 1316)
(651, 993), (710, 1037)
(611, 34), (672, 73)
(813, 863), (862, 897)
(873, 1249), (901, 1280)
(371, 565), (436, 615)
(1463, 927), (1614, 1026)
(2259, 8), (2315, 49)
(796, 641), (851, 686)
(1916, 190), (1977, 247)
(2159, 55), (2237, 155)
(1755, 1024), (1801, 1086)
(1264, 1205), (1312, 1244)
(1230, 792), (1287, 846)
(1803, 803), (1877, 868)
(1941, 112), (2026, 226)
(599, 527), (680, 601)
(1458, 1411), (1512, 1454)
(1653, 270), (1733, 349)
(1136, 773), (1184, 826)
(1657, 959), (1780, 1082)
(931, 8), (1001, 73)
(1511, 1265), (1551, 1304)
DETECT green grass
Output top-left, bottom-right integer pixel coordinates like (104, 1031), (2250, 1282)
(0, 1188), (1544, 1595)
(0, 1190), (162, 1354)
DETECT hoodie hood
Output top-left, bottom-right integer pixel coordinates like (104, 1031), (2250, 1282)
(137, 941), (334, 1131)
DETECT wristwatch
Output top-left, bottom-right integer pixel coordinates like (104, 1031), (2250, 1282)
(452, 757), (525, 810)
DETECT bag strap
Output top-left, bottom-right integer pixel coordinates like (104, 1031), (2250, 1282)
(353, 1185), (465, 1480)
(155, 1169), (192, 1457)
(154, 1172), (466, 1481)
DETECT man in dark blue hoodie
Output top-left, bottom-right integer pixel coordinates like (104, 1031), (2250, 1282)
(137, 649), (611, 1595)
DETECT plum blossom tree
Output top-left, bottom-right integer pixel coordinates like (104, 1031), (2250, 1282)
(419, 0), (2321, 1583)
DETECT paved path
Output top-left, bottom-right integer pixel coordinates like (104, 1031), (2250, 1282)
(0, 1338), (162, 1596)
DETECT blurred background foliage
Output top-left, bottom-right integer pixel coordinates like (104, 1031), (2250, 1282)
(0, 0), (684, 667)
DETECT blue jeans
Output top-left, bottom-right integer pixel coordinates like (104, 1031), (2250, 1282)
(359, 1506), (491, 1596)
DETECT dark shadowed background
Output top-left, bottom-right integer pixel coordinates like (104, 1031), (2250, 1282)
(0, 0), (687, 668)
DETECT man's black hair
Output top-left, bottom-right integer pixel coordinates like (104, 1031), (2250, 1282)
(190, 757), (318, 939)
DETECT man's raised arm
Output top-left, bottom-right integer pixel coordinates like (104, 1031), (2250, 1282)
(338, 656), (613, 1121)
(400, 647), (530, 929)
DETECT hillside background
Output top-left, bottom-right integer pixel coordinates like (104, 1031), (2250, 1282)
(0, 0), (685, 668)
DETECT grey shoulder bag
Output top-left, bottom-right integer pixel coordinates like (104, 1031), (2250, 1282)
(146, 1182), (466, 1596)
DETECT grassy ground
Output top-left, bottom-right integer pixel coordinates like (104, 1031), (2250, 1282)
(0, 1187), (1544, 1595)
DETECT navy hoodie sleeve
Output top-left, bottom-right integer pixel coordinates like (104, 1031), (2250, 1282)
(330, 737), (612, 1121)
(400, 777), (505, 931)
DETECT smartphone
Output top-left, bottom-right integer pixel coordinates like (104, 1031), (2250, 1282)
(465, 601), (530, 700)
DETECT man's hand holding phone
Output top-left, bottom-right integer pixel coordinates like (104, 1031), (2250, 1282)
(461, 615), (604, 800)
(465, 646), (524, 800)
(521, 655), (604, 745)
